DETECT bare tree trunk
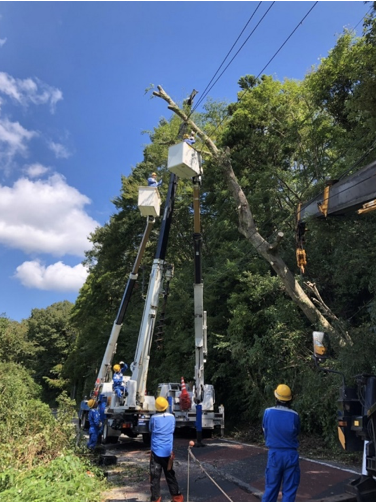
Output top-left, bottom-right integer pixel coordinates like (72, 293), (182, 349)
(153, 85), (351, 346)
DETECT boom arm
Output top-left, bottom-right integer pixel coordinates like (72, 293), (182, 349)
(94, 215), (155, 391)
(299, 159), (376, 220)
(193, 178), (207, 403)
(130, 173), (178, 405)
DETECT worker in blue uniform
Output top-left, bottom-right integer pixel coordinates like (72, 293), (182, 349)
(148, 172), (163, 187)
(87, 399), (101, 450)
(262, 384), (300, 502)
(98, 393), (107, 436)
(149, 396), (184, 502)
(183, 132), (195, 145)
(112, 362), (128, 400)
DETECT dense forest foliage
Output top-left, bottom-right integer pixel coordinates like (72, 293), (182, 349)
(2, 13), (376, 490)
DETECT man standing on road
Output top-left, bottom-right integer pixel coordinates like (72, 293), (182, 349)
(149, 396), (184, 502)
(87, 398), (101, 450)
(262, 384), (300, 502)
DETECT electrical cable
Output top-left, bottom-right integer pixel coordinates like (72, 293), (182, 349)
(352, 4), (374, 33)
(192, 2), (263, 112)
(189, 1), (319, 146)
(255, 2), (318, 79)
(192, 2), (273, 113)
(169, 5), (376, 284)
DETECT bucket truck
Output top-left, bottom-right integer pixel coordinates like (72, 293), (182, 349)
(78, 185), (161, 432)
(82, 141), (224, 444)
(97, 172), (178, 444)
(157, 141), (225, 438)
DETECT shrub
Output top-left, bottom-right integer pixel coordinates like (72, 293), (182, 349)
(0, 454), (105, 501)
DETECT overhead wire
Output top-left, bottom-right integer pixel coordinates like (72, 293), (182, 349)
(181, 0), (320, 161)
(352, 4), (374, 33)
(192, 1), (263, 112)
(200, 1), (319, 140)
(255, 2), (318, 80)
(192, 1), (274, 113)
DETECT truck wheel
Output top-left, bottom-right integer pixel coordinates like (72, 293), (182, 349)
(101, 421), (119, 445)
(142, 433), (151, 446)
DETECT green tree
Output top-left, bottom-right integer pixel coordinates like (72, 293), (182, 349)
(0, 315), (39, 364)
(26, 301), (76, 403)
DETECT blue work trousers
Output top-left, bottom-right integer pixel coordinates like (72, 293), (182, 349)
(87, 426), (100, 449)
(262, 449), (300, 502)
(113, 385), (126, 398)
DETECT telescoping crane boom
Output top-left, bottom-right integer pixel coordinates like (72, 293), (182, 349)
(78, 185), (160, 431)
(157, 141), (225, 439)
(94, 216), (156, 395)
(98, 173), (178, 444)
(296, 159), (376, 273)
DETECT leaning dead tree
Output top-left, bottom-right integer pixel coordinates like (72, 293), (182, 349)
(153, 85), (352, 347)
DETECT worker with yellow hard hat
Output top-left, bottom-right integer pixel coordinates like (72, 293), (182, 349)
(87, 398), (101, 450)
(112, 361), (128, 402)
(149, 396), (183, 502)
(262, 384), (301, 502)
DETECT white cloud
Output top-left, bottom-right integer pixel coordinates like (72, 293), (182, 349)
(14, 260), (89, 292)
(24, 162), (50, 178)
(0, 72), (63, 113)
(0, 174), (99, 256)
(0, 116), (36, 166)
(0, 38), (6, 48)
(48, 140), (71, 159)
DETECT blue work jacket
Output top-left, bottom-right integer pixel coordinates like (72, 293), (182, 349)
(263, 405), (300, 450)
(149, 411), (175, 457)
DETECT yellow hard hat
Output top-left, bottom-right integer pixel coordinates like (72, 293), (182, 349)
(274, 384), (292, 402)
(151, 172), (157, 176)
(87, 399), (96, 408)
(113, 364), (121, 372)
(155, 396), (168, 412)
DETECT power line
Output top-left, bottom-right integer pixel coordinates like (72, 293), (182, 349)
(255, 2), (318, 80)
(197, 1), (318, 141)
(352, 4), (374, 33)
(192, 2), (263, 112)
(192, 2), (274, 113)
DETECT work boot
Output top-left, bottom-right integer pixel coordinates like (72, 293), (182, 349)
(172, 495), (183, 502)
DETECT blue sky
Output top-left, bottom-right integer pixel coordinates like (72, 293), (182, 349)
(0, 1), (371, 322)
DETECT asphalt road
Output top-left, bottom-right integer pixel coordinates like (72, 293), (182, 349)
(99, 435), (362, 502)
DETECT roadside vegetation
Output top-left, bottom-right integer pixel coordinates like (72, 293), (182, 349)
(1, 6), (375, 500)
(0, 359), (106, 500)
